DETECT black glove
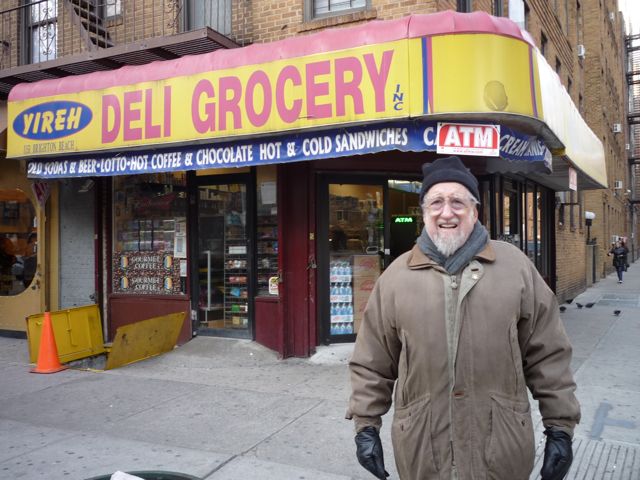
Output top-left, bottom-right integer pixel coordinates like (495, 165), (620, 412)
(540, 428), (573, 480)
(355, 426), (389, 479)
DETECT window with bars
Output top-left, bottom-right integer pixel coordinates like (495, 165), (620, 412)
(26, 0), (58, 64)
(310, 0), (368, 19)
(457, 0), (472, 12)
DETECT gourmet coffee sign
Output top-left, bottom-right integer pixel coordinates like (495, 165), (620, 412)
(112, 251), (180, 295)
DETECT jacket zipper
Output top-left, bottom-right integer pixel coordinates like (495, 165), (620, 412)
(449, 274), (458, 470)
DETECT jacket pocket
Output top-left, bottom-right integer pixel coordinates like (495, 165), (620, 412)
(485, 393), (534, 480)
(391, 394), (440, 479)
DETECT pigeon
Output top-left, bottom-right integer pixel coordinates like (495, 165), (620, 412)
(614, 310), (621, 316)
(576, 303), (583, 308)
(566, 299), (574, 304)
(585, 302), (595, 308)
(559, 306), (566, 312)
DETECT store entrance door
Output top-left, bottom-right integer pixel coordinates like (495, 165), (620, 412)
(318, 176), (422, 344)
(193, 178), (253, 338)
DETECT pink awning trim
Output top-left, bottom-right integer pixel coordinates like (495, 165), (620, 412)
(9, 10), (533, 101)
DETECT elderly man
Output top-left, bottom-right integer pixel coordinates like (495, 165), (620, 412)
(347, 156), (580, 480)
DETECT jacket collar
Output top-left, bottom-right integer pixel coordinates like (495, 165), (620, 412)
(407, 241), (496, 269)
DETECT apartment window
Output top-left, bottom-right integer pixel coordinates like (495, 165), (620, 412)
(493, 0), (503, 16)
(524, 2), (530, 30)
(577, 1), (583, 44)
(555, 57), (562, 76)
(187, 0), (232, 35)
(26, 0), (58, 63)
(541, 32), (548, 56)
(457, 0), (472, 12)
(310, 0), (368, 19)
(579, 93), (583, 113)
(567, 77), (572, 96)
(105, 0), (122, 18)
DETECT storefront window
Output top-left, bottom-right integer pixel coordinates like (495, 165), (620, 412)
(256, 166), (279, 296)
(526, 188), (536, 264)
(480, 179), (492, 234)
(112, 173), (187, 295)
(0, 189), (37, 296)
(500, 180), (520, 247)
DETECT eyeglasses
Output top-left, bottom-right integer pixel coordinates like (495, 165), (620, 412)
(423, 195), (475, 214)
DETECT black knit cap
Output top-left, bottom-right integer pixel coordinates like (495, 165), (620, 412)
(419, 156), (479, 204)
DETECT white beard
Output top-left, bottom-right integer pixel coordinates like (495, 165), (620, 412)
(431, 211), (476, 257)
(432, 230), (467, 257)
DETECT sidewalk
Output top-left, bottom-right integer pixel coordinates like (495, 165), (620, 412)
(1, 263), (639, 479)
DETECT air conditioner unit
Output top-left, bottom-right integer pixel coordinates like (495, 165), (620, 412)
(614, 180), (623, 189)
(609, 11), (616, 22)
(613, 123), (622, 133)
(577, 44), (586, 59)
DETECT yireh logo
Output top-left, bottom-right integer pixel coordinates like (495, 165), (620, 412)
(436, 123), (500, 157)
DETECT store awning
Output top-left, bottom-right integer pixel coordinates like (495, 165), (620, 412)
(6, 11), (606, 189)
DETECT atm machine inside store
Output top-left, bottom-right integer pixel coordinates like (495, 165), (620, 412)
(390, 214), (423, 261)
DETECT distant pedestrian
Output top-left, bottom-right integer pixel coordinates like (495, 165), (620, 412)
(347, 156), (580, 480)
(608, 240), (628, 284)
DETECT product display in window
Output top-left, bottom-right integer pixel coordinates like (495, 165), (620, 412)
(197, 184), (251, 331)
(112, 173), (187, 295)
(224, 222), (249, 327)
(256, 216), (278, 296)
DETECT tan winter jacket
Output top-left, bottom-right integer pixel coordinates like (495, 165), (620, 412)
(347, 240), (580, 480)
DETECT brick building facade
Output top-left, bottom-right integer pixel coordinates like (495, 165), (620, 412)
(581, 1), (630, 279)
(0, 0), (631, 348)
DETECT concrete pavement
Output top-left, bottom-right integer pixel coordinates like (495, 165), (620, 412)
(1, 262), (639, 479)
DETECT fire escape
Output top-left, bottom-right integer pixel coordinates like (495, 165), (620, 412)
(64, 0), (114, 50)
(0, 0), (238, 98)
(626, 33), (640, 258)
(628, 33), (640, 203)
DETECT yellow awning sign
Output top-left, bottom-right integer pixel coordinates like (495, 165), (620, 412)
(7, 11), (606, 188)
(7, 13), (543, 158)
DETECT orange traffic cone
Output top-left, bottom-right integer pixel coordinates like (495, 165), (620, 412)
(30, 311), (67, 374)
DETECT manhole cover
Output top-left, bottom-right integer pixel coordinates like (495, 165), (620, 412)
(85, 472), (200, 480)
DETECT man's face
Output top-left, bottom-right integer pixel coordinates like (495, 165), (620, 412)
(422, 182), (478, 257)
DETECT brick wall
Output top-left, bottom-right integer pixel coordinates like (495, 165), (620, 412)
(555, 209), (587, 302)
(0, 0), (22, 69)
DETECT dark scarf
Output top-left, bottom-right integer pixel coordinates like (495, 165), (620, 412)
(417, 222), (489, 274)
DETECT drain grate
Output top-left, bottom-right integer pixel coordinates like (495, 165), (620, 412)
(596, 294), (640, 308)
(530, 437), (640, 479)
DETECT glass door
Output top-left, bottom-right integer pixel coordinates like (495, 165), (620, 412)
(319, 179), (386, 343)
(195, 181), (252, 338)
(319, 176), (423, 344)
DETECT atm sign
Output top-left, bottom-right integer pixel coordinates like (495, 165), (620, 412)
(436, 122), (500, 157)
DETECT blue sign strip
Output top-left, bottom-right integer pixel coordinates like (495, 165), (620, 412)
(26, 121), (551, 179)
